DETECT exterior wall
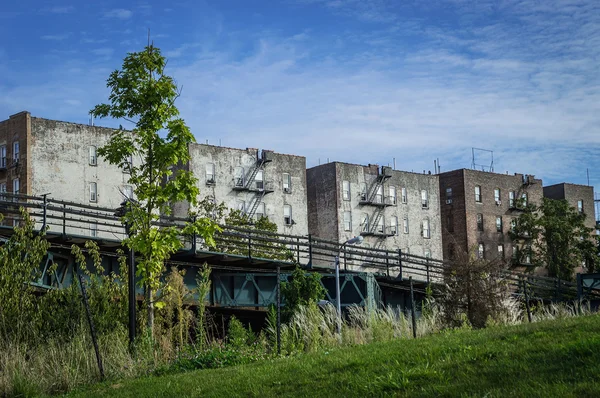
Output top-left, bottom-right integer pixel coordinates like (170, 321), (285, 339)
(544, 183), (596, 230)
(0, 111), (31, 197)
(439, 169), (544, 262)
(29, 117), (133, 237)
(306, 163), (340, 242)
(307, 162), (443, 261)
(183, 144), (309, 236)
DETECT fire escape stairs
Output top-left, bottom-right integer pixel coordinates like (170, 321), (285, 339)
(246, 189), (267, 220)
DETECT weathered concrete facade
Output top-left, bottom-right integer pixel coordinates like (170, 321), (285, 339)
(307, 162), (443, 260)
(0, 112), (135, 236)
(179, 144), (309, 236)
(543, 183), (596, 230)
(438, 169), (544, 262)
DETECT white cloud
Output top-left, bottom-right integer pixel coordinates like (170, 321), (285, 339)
(47, 6), (75, 14)
(104, 9), (133, 20)
(41, 33), (71, 41)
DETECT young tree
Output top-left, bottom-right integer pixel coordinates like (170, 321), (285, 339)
(510, 198), (596, 281)
(91, 45), (219, 334)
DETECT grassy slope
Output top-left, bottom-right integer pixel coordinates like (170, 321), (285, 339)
(66, 315), (600, 398)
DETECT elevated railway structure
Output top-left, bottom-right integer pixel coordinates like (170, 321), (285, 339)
(0, 193), (596, 312)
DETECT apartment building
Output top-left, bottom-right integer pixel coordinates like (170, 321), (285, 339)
(0, 111), (133, 236)
(438, 169), (544, 263)
(543, 183), (596, 230)
(307, 162), (442, 261)
(174, 144), (309, 236)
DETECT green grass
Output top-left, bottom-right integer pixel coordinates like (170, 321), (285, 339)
(65, 315), (600, 398)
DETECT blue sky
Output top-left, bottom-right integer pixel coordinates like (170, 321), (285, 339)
(1, 0), (599, 213)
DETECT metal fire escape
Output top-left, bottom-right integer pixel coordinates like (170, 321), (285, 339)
(360, 166), (394, 237)
(233, 150), (274, 220)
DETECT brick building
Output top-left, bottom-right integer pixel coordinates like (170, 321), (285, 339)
(438, 169), (544, 263)
(543, 183), (596, 230)
(307, 162), (442, 262)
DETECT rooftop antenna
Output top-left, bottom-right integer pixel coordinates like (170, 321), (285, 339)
(471, 147), (494, 172)
(587, 168), (590, 186)
(393, 157), (396, 170)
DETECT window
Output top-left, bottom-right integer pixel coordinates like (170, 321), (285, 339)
(284, 205), (292, 225)
(498, 244), (504, 259)
(401, 187), (407, 203)
(511, 219), (516, 231)
(12, 178), (20, 197)
(521, 193), (528, 207)
(511, 245), (517, 259)
(475, 185), (482, 203)
(377, 218), (385, 234)
(256, 202), (266, 220)
(390, 216), (398, 235)
(494, 188), (501, 203)
(282, 173), (291, 193)
(123, 185), (133, 199)
(375, 185), (383, 204)
(255, 170), (264, 190)
(234, 166), (244, 187)
(496, 216), (503, 233)
(405, 247), (410, 255)
(446, 214), (454, 232)
(12, 141), (19, 162)
(359, 182), (367, 201)
(509, 191), (515, 207)
(389, 186), (397, 205)
(361, 213), (370, 232)
(89, 146), (97, 166)
(124, 154), (133, 173)
(236, 200), (245, 212)
(343, 211), (352, 231)
(402, 217), (409, 234)
(445, 187), (453, 204)
(421, 190), (428, 209)
(90, 222), (98, 238)
(89, 182), (97, 202)
(0, 145), (6, 168)
(422, 218), (430, 238)
(448, 243), (455, 260)
(342, 180), (350, 201)
(478, 243), (485, 259)
(577, 200), (584, 213)
(424, 249), (431, 259)
(205, 163), (215, 184)
(0, 182), (6, 201)
(476, 213), (483, 231)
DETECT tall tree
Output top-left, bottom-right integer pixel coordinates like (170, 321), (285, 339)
(510, 198), (597, 281)
(91, 45), (219, 334)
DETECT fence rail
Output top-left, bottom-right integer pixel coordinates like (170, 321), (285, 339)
(1, 192), (596, 301)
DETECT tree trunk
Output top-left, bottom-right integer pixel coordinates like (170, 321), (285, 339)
(146, 285), (154, 335)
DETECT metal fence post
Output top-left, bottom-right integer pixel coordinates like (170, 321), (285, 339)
(398, 249), (403, 280)
(522, 279), (532, 323)
(77, 270), (105, 380)
(62, 203), (66, 236)
(248, 232), (252, 261)
(276, 265), (281, 355)
(426, 258), (430, 283)
(409, 276), (417, 338)
(386, 255), (390, 278)
(308, 234), (313, 269)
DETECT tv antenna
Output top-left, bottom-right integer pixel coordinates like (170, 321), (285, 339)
(471, 147), (494, 172)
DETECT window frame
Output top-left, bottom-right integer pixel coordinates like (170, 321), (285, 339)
(496, 216), (503, 233)
(476, 213), (484, 231)
(234, 166), (245, 187)
(361, 213), (370, 232)
(577, 200), (584, 213)
(255, 170), (264, 190)
(89, 182), (97, 202)
(283, 204), (293, 225)
(282, 173), (292, 193)
(389, 186), (397, 205)
(89, 146), (97, 166)
(498, 244), (504, 259)
(475, 185), (482, 203)
(421, 189), (429, 209)
(343, 211), (352, 231)
(478, 243), (485, 259)
(403, 217), (409, 234)
(422, 218), (430, 239)
(342, 180), (351, 201)
(255, 202), (266, 220)
(509, 191), (515, 207)
(401, 187), (407, 204)
(205, 163), (216, 184)
(390, 216), (398, 235)
(0, 145), (6, 168)
(12, 141), (19, 162)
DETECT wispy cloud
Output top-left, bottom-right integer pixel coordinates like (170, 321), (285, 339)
(46, 6), (75, 14)
(104, 8), (133, 20)
(41, 33), (71, 41)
